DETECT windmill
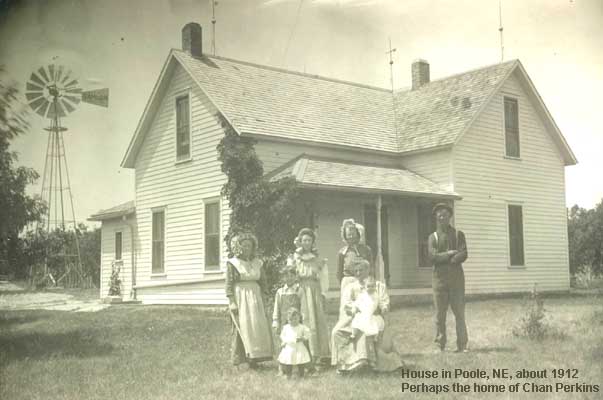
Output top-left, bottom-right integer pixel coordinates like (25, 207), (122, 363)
(25, 64), (109, 287)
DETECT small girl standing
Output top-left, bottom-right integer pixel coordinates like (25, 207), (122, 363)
(278, 307), (311, 379)
(272, 267), (305, 335)
(287, 228), (330, 367)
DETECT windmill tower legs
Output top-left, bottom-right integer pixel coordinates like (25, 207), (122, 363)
(25, 64), (108, 289)
(37, 114), (85, 288)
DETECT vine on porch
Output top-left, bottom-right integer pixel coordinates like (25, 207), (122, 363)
(216, 113), (311, 302)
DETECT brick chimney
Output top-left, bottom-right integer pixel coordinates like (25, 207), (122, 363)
(182, 23), (202, 57)
(411, 59), (430, 90)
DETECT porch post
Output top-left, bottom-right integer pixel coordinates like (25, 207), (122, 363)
(376, 195), (385, 282)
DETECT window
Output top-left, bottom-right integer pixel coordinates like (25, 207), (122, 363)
(508, 205), (525, 266)
(115, 232), (122, 261)
(204, 202), (220, 270)
(504, 97), (520, 157)
(152, 210), (165, 273)
(417, 202), (436, 268)
(176, 95), (190, 160)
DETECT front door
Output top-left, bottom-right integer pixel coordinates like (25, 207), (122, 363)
(363, 204), (389, 285)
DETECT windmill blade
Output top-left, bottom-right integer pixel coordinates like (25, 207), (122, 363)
(26, 81), (45, 92)
(65, 78), (79, 88)
(56, 66), (64, 84)
(30, 72), (46, 88)
(65, 87), (82, 94)
(60, 95), (80, 111)
(37, 67), (50, 84)
(60, 98), (76, 114)
(38, 101), (52, 118)
(81, 88), (109, 107)
(25, 91), (44, 102)
(29, 97), (50, 116)
(47, 100), (66, 118)
(63, 94), (81, 105)
(48, 65), (56, 82)
(62, 69), (74, 84)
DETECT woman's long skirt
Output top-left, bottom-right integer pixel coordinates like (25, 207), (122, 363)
(299, 278), (331, 364)
(231, 281), (273, 364)
(331, 320), (377, 371)
(330, 318), (402, 372)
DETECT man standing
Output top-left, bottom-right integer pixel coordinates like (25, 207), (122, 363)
(428, 203), (468, 353)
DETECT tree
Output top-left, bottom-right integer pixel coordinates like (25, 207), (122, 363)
(568, 199), (603, 277)
(0, 66), (45, 276)
(216, 114), (312, 299)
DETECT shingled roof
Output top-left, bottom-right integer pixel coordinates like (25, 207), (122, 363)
(121, 50), (576, 167)
(88, 201), (135, 221)
(394, 60), (517, 153)
(267, 155), (460, 199)
(173, 50), (398, 153)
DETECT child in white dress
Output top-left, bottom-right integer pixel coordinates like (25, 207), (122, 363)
(278, 307), (311, 379)
(350, 276), (385, 340)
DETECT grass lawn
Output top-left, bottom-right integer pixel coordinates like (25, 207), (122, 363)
(1, 293), (601, 400)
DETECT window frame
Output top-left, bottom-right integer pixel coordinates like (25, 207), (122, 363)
(151, 207), (167, 276)
(503, 95), (521, 159)
(114, 231), (123, 261)
(175, 90), (192, 163)
(203, 198), (221, 272)
(506, 203), (526, 268)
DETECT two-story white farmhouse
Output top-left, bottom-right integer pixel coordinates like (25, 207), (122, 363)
(90, 23), (576, 304)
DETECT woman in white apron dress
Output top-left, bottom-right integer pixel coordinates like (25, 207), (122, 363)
(225, 232), (273, 367)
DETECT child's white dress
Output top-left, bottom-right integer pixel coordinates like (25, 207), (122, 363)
(351, 290), (385, 336)
(278, 323), (312, 365)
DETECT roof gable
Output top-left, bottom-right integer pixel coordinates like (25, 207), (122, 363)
(394, 60), (517, 153)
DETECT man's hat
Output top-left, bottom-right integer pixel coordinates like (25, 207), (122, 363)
(432, 202), (454, 216)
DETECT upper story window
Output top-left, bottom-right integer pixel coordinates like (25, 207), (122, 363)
(508, 204), (525, 266)
(152, 210), (165, 274)
(115, 231), (122, 261)
(504, 97), (520, 158)
(176, 95), (190, 161)
(204, 201), (220, 271)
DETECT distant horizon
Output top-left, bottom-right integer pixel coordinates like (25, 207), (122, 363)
(1, 0), (601, 225)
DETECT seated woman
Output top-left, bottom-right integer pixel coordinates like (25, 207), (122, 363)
(331, 258), (402, 374)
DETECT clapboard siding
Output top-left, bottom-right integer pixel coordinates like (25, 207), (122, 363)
(99, 216), (136, 299)
(255, 139), (401, 174)
(400, 149), (452, 189)
(453, 71), (569, 294)
(137, 280), (228, 305)
(133, 64), (230, 304)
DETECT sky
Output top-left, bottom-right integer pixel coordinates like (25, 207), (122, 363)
(0, 0), (601, 226)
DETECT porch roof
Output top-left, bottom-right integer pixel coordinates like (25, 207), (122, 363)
(267, 156), (461, 199)
(88, 200), (136, 221)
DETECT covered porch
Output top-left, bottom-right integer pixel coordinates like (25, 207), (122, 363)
(268, 155), (461, 290)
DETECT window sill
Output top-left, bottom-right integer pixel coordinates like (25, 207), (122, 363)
(150, 273), (167, 278)
(508, 265), (526, 270)
(204, 269), (224, 275)
(503, 155), (522, 161)
(175, 157), (193, 165)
